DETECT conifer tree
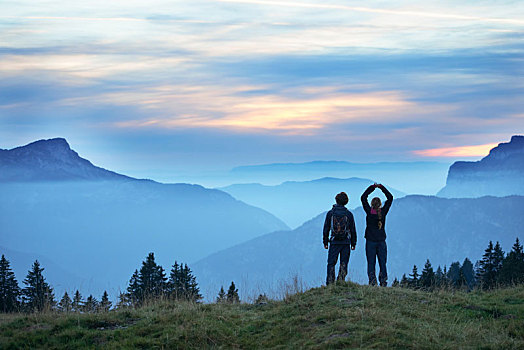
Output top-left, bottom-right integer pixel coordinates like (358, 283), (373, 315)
(391, 278), (399, 287)
(499, 237), (524, 285)
(476, 241), (499, 289)
(99, 291), (112, 312)
(447, 261), (461, 287)
(168, 261), (202, 302)
(216, 286), (226, 303)
(460, 258), (476, 289)
(22, 260), (55, 312)
(72, 290), (84, 312)
(399, 274), (409, 288)
(116, 292), (131, 309)
(137, 253), (167, 301)
(58, 291), (72, 313)
(127, 269), (141, 305)
(226, 281), (239, 303)
(420, 259), (435, 289)
(84, 295), (99, 313)
(435, 266), (444, 288)
(0, 255), (20, 313)
(409, 265), (419, 288)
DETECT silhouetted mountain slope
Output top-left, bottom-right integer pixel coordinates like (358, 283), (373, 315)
(193, 195), (523, 300)
(0, 139), (288, 298)
(219, 177), (405, 228)
(438, 135), (524, 197)
(0, 138), (131, 181)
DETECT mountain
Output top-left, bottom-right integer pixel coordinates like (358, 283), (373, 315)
(219, 177), (405, 228)
(438, 135), (524, 198)
(229, 160), (450, 195)
(193, 195), (524, 300)
(0, 138), (131, 182)
(0, 139), (289, 299)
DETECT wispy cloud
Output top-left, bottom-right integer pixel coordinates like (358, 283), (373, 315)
(413, 143), (499, 158)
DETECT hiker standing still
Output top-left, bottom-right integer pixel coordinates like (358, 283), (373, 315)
(361, 183), (393, 286)
(323, 192), (357, 285)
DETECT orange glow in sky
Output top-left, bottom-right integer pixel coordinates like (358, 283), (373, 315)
(414, 143), (499, 157)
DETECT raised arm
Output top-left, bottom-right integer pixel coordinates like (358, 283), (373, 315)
(378, 184), (393, 213)
(323, 211), (332, 246)
(361, 184), (375, 214)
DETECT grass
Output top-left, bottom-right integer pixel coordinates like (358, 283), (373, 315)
(1, 283), (523, 349)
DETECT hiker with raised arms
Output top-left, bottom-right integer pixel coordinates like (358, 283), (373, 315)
(323, 192), (357, 285)
(361, 183), (393, 286)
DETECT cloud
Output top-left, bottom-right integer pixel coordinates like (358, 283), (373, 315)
(413, 143), (499, 158)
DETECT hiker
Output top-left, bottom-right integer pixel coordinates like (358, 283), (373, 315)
(323, 192), (357, 285)
(361, 183), (393, 286)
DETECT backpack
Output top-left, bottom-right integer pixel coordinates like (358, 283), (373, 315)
(331, 211), (350, 240)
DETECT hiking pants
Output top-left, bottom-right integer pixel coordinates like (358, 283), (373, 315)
(326, 244), (350, 285)
(366, 240), (387, 286)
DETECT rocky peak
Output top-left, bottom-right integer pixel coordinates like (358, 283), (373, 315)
(487, 135), (524, 161)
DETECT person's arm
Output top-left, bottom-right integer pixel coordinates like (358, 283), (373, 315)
(323, 211), (331, 247)
(348, 212), (357, 248)
(361, 184), (375, 214)
(378, 184), (394, 213)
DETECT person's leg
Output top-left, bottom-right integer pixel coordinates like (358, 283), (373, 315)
(378, 241), (388, 287)
(337, 245), (351, 281)
(326, 244), (340, 285)
(366, 240), (378, 285)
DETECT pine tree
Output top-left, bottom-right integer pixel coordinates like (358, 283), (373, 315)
(216, 286), (226, 303)
(447, 261), (461, 287)
(58, 292), (72, 313)
(476, 241), (498, 289)
(460, 258), (476, 289)
(99, 291), (112, 312)
(22, 260), (55, 312)
(116, 292), (131, 309)
(127, 269), (141, 305)
(499, 237), (524, 285)
(435, 266), (444, 288)
(0, 255), (20, 313)
(391, 278), (400, 287)
(72, 290), (84, 312)
(137, 253), (167, 301)
(409, 265), (419, 288)
(399, 274), (409, 288)
(168, 261), (202, 302)
(84, 295), (99, 313)
(420, 259), (435, 289)
(226, 281), (239, 303)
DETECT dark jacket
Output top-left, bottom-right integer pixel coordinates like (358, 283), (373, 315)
(361, 185), (393, 241)
(323, 204), (357, 246)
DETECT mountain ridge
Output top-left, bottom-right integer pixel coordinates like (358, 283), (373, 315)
(438, 135), (524, 197)
(0, 138), (132, 182)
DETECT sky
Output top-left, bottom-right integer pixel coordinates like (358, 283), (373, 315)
(1, 0), (523, 182)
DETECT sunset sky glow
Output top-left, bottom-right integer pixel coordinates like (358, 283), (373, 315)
(1, 0), (523, 181)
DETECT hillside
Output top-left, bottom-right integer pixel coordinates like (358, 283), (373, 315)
(438, 135), (524, 197)
(219, 177), (405, 228)
(1, 283), (522, 349)
(0, 139), (288, 298)
(193, 195), (524, 300)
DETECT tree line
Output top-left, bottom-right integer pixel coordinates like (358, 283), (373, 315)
(392, 238), (524, 290)
(0, 252), (209, 313)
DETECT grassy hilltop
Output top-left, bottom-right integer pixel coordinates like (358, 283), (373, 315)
(1, 283), (523, 349)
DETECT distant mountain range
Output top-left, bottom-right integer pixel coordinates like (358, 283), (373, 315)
(220, 177), (405, 228)
(438, 135), (524, 198)
(193, 195), (523, 300)
(0, 138), (288, 298)
(229, 160), (450, 195)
